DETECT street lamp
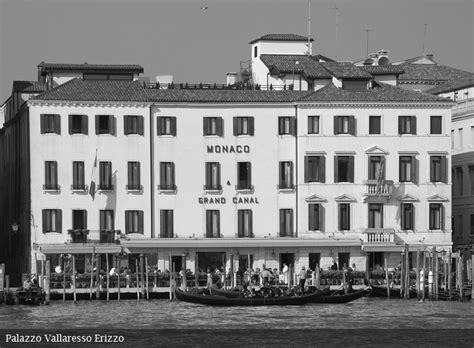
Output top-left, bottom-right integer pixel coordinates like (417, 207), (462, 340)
(292, 60), (299, 90)
(11, 222), (19, 233)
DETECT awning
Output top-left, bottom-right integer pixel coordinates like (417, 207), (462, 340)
(39, 244), (123, 254)
(120, 237), (361, 253)
(362, 244), (404, 252)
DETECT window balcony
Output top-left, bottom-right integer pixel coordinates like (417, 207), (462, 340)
(126, 184), (143, 193)
(236, 232), (255, 238)
(278, 232), (295, 238)
(235, 184), (254, 193)
(363, 180), (393, 199)
(98, 184), (114, 191)
(158, 184), (177, 193)
(362, 228), (395, 244)
(67, 229), (89, 243)
(43, 184), (61, 192)
(100, 230), (117, 243)
(70, 184), (88, 192)
(203, 184), (222, 192)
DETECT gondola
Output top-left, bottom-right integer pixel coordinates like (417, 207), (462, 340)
(311, 288), (371, 303)
(175, 288), (323, 306)
(370, 285), (417, 298)
(12, 288), (45, 305)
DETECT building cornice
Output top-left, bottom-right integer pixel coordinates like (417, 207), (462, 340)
(28, 100), (152, 108)
(296, 102), (453, 109)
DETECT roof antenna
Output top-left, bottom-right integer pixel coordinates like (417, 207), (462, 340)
(307, 0), (312, 56)
(364, 28), (373, 57)
(329, 4), (339, 60)
(422, 23), (427, 55)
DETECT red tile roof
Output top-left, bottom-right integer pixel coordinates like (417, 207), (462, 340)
(12, 81), (48, 93)
(37, 62), (144, 73)
(260, 55), (332, 79)
(321, 62), (373, 79)
(249, 34), (313, 44)
(426, 73), (474, 94)
(358, 65), (405, 75)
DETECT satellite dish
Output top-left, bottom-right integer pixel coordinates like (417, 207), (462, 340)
(363, 58), (374, 66)
(378, 57), (389, 66)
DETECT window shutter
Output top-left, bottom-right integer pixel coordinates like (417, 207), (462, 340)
(169, 211), (174, 237)
(412, 157), (418, 183)
(216, 211), (220, 237)
(233, 117), (238, 136)
(203, 117), (208, 135)
(42, 210), (47, 232)
(441, 156), (447, 183)
(334, 156), (339, 183)
(56, 209), (62, 234)
(171, 162), (176, 187)
(81, 115), (88, 135)
(307, 116), (312, 134)
(398, 117), (403, 134)
(137, 162), (141, 186)
(157, 117), (163, 135)
(248, 117), (255, 136)
(55, 115), (61, 134)
(320, 205), (325, 231)
(368, 157), (372, 180)
(205, 211), (210, 237)
(290, 161), (294, 186)
(100, 211), (105, 231)
(279, 210), (284, 236)
(334, 117), (338, 135)
(40, 115), (45, 134)
(125, 212), (130, 234)
(95, 116), (99, 135)
(247, 162), (252, 187)
(304, 156), (309, 183)
(349, 116), (355, 135)
(217, 163), (221, 187)
(124, 116), (129, 135)
(216, 117), (223, 137)
(110, 116), (116, 135)
(170, 117), (177, 136)
(411, 116), (417, 135)
(348, 156), (355, 183)
(138, 116), (144, 136)
(320, 156), (326, 183)
(68, 115), (73, 134)
(308, 204), (315, 230)
(248, 210), (253, 236)
(138, 211), (144, 234)
(289, 117), (296, 136)
(441, 205), (445, 230)
(289, 209), (294, 235)
(159, 211), (164, 237)
(83, 210), (88, 230)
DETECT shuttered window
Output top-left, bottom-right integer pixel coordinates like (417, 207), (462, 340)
(278, 116), (296, 135)
(368, 156), (384, 180)
(203, 117), (223, 136)
(338, 204), (350, 231)
(237, 210), (253, 237)
(279, 209), (294, 237)
(369, 116), (381, 135)
(72, 161), (85, 189)
(304, 156), (325, 183)
(72, 210), (87, 230)
(100, 210), (114, 230)
(205, 162), (221, 190)
(206, 210), (220, 238)
(368, 204), (383, 229)
(279, 161), (294, 189)
(308, 204), (323, 231)
(237, 162), (252, 190)
(42, 209), (62, 233)
(334, 156), (354, 183)
(157, 117), (177, 136)
(44, 161), (58, 190)
(95, 115), (115, 135)
(160, 210), (174, 238)
(99, 161), (113, 190)
(127, 162), (141, 190)
(401, 203), (414, 230)
(159, 162), (176, 190)
(429, 204), (444, 230)
(398, 116), (417, 135)
(124, 115), (144, 135)
(125, 210), (144, 234)
(69, 114), (88, 134)
(308, 116), (320, 134)
(233, 117), (254, 136)
(40, 114), (61, 134)
(430, 155), (447, 183)
(334, 116), (355, 135)
(399, 156), (417, 183)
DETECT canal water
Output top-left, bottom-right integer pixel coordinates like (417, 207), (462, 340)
(0, 297), (473, 346)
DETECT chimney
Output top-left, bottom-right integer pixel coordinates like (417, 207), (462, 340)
(226, 72), (238, 86)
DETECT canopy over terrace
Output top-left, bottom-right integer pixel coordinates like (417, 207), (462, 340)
(39, 244), (124, 255)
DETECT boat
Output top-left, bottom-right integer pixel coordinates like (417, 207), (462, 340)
(311, 288), (371, 303)
(11, 288), (45, 305)
(175, 288), (323, 306)
(370, 285), (417, 298)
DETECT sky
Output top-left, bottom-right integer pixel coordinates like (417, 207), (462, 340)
(0, 0), (472, 102)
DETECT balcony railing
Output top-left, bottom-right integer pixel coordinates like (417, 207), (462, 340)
(126, 184), (143, 192)
(67, 229), (89, 243)
(70, 184), (88, 192)
(98, 184), (114, 191)
(363, 180), (393, 196)
(158, 184), (177, 192)
(43, 184), (61, 192)
(203, 184), (222, 191)
(363, 228), (395, 243)
(236, 232), (255, 238)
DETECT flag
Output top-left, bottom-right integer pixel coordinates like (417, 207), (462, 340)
(375, 157), (385, 196)
(89, 149), (98, 200)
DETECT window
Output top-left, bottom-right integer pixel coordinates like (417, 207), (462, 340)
(454, 167), (463, 196)
(308, 116), (320, 134)
(338, 252), (350, 270)
(471, 126), (474, 146)
(279, 161), (294, 189)
(233, 117), (254, 136)
(40, 114), (61, 134)
(470, 166), (474, 195)
(334, 156), (354, 183)
(458, 128), (463, 149)
(304, 156), (325, 183)
(470, 214), (474, 235)
(254, 46), (258, 58)
(334, 116), (355, 135)
(451, 130), (455, 149)
(309, 253), (321, 271)
(430, 155), (447, 183)
(401, 203), (414, 230)
(127, 162), (141, 190)
(237, 210), (253, 237)
(99, 161), (113, 190)
(157, 116), (177, 136)
(124, 115), (144, 135)
(159, 162), (176, 190)
(160, 210), (174, 238)
(457, 215), (464, 237)
(206, 210), (220, 238)
(338, 203), (350, 230)
(72, 210), (87, 230)
(368, 156), (384, 180)
(42, 209), (62, 233)
(369, 116), (381, 135)
(399, 156), (416, 183)
(95, 115), (115, 135)
(368, 204), (383, 229)
(205, 162), (221, 190)
(100, 210), (114, 230)
(278, 116), (296, 135)
(279, 209), (294, 237)
(429, 204), (444, 230)
(430, 116), (442, 134)
(237, 162), (252, 190)
(398, 116), (416, 135)
(308, 203), (323, 231)
(69, 114), (88, 135)
(125, 210), (143, 234)
(44, 161), (58, 190)
(72, 161), (85, 189)
(203, 117), (223, 136)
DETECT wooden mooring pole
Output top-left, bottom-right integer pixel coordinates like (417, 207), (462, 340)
(447, 250), (452, 300)
(95, 254), (100, 299)
(135, 258), (140, 302)
(459, 253), (463, 301)
(45, 260), (50, 304)
(90, 248), (95, 301)
(0, 263), (5, 303)
(416, 250), (420, 300)
(405, 245), (410, 299)
(400, 250), (405, 298)
(422, 251), (426, 301)
(315, 264), (320, 289)
(62, 256), (66, 303)
(72, 255), (77, 303)
(106, 253), (110, 302)
(384, 256), (389, 298)
(117, 255), (121, 302)
(433, 248), (438, 300)
(145, 256), (150, 300)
